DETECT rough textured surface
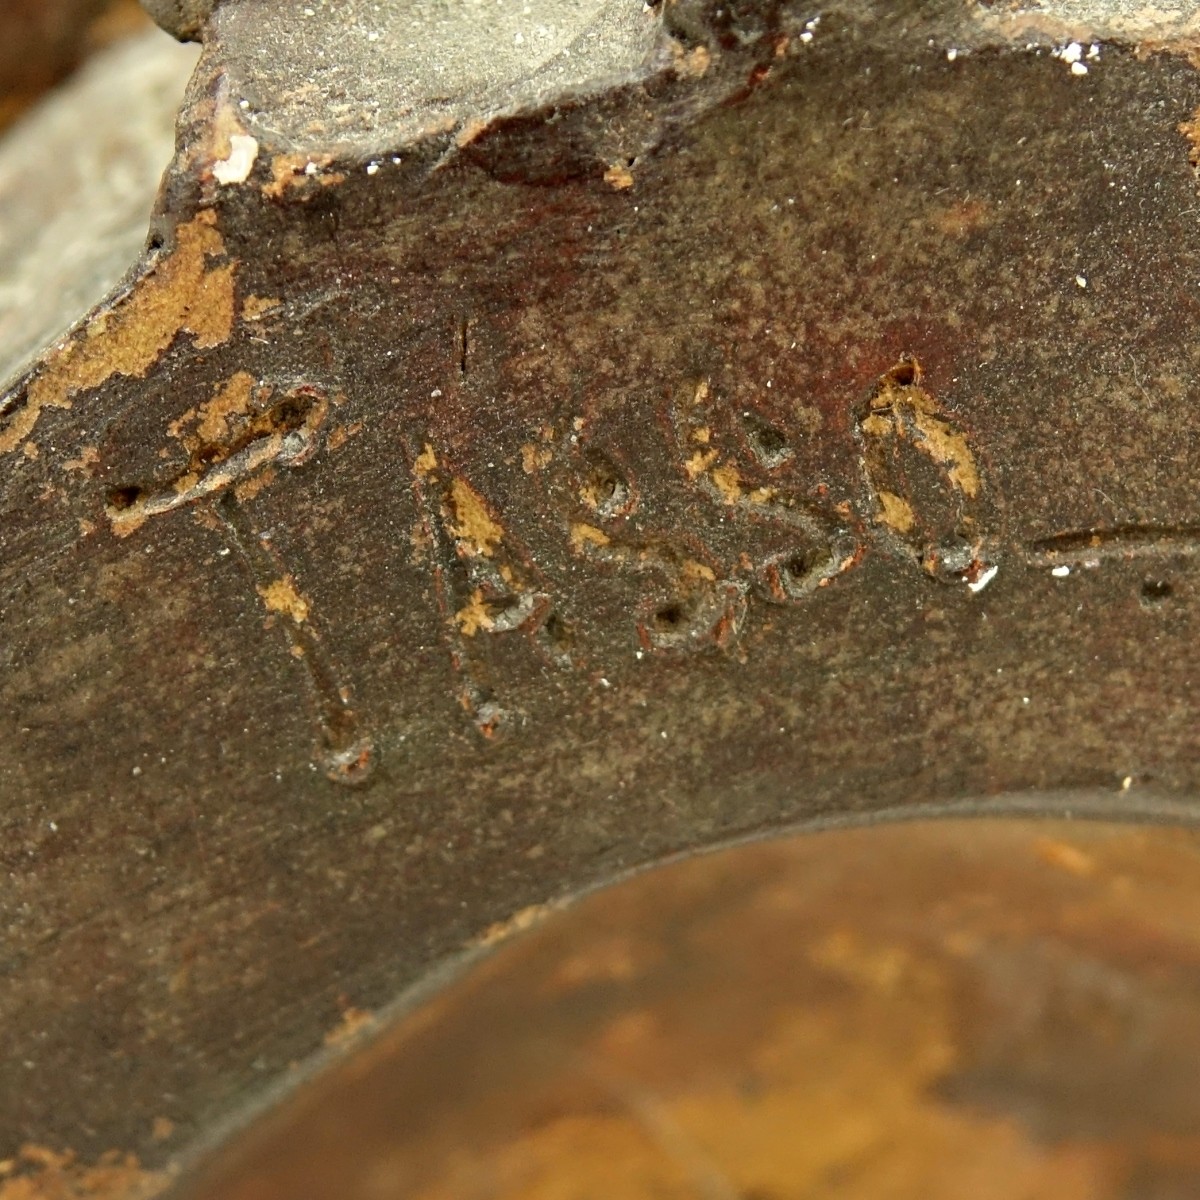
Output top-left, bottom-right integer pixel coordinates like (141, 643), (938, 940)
(172, 818), (1200, 1200)
(2, 0), (1200, 1180)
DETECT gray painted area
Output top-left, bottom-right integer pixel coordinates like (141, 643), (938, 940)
(0, 31), (198, 393)
(200, 0), (1200, 160)
(213, 0), (664, 154)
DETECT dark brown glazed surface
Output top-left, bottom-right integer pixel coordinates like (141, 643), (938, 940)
(1, 0), (1199, 1174)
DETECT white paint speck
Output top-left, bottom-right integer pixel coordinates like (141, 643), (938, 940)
(366, 161), (380, 175)
(1051, 41), (1091, 76)
(1051, 564), (1071, 577)
(967, 563), (999, 594)
(946, 48), (959, 62)
(1121, 775), (1133, 790)
(1075, 274), (1087, 287)
(212, 133), (259, 185)
(304, 160), (320, 176)
(430, 388), (443, 398)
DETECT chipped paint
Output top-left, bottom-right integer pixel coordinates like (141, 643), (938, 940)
(474, 902), (561, 948)
(570, 522), (611, 551)
(521, 443), (552, 474)
(264, 153), (312, 198)
(855, 358), (994, 586)
(323, 1006), (376, 1048)
(0, 1145), (169, 1200)
(455, 588), (493, 637)
(262, 152), (343, 198)
(603, 163), (634, 190)
(670, 40), (712, 78)
(7, 26), (1200, 1174)
(455, 118), (489, 148)
(108, 380), (329, 535)
(878, 490), (916, 534)
(234, 465), (278, 502)
(710, 462), (743, 504)
(684, 448), (718, 479)
(171, 372), (257, 453)
(257, 576), (311, 624)
(413, 443), (438, 477)
(1, 211), (235, 456)
(108, 421), (319, 535)
(200, 96), (252, 179)
(62, 445), (100, 475)
(150, 1117), (176, 1144)
(447, 477), (504, 557)
(241, 295), (281, 321)
(909, 405), (980, 498)
(862, 360), (980, 500)
(212, 133), (259, 185)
